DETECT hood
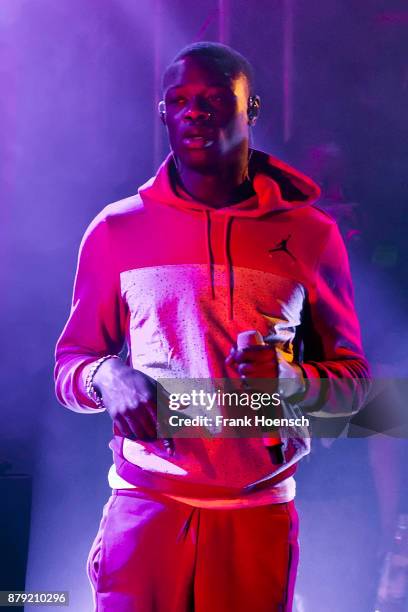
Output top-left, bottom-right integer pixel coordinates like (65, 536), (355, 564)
(138, 149), (321, 321)
(138, 148), (320, 217)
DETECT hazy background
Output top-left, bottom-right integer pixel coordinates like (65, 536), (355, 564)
(1, 1), (407, 610)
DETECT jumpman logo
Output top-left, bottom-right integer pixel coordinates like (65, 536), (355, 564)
(268, 235), (296, 261)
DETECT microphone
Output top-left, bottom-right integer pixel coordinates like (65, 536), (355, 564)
(237, 330), (285, 465)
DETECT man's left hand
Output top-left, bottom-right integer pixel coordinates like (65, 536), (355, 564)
(225, 344), (306, 399)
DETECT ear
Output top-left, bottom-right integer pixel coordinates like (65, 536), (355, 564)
(158, 100), (167, 125)
(247, 95), (261, 126)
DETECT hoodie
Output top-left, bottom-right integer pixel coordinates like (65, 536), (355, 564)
(54, 150), (370, 501)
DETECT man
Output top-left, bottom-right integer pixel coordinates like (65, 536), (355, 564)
(55, 42), (370, 611)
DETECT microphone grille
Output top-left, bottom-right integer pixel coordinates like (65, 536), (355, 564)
(237, 330), (265, 349)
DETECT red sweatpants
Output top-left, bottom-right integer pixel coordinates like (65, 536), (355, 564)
(87, 489), (299, 612)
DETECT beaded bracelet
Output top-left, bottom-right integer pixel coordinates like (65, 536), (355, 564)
(85, 354), (121, 408)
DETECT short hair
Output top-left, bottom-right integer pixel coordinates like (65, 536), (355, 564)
(162, 41), (255, 94)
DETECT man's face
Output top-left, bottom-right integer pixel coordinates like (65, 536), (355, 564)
(162, 56), (251, 171)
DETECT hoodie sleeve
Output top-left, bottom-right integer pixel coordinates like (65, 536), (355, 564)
(299, 221), (371, 416)
(54, 214), (128, 413)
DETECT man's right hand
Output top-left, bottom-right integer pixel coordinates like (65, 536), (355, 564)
(92, 358), (157, 440)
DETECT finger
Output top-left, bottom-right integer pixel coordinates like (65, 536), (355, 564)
(225, 348), (237, 366)
(143, 402), (159, 437)
(156, 383), (169, 404)
(241, 376), (280, 394)
(133, 372), (156, 403)
(123, 410), (156, 440)
(123, 414), (149, 440)
(238, 363), (279, 377)
(119, 397), (155, 439)
(238, 363), (257, 376)
(114, 414), (136, 439)
(136, 400), (159, 439)
(233, 347), (276, 364)
(162, 438), (175, 456)
(242, 368), (280, 379)
(225, 354), (234, 366)
(156, 387), (175, 420)
(238, 359), (279, 375)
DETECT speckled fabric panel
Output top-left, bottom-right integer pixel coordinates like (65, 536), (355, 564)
(120, 264), (305, 379)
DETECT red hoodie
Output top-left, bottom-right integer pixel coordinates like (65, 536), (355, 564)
(55, 150), (370, 502)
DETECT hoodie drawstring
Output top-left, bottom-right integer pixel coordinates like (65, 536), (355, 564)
(204, 210), (215, 299)
(224, 216), (234, 321)
(204, 211), (235, 321)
